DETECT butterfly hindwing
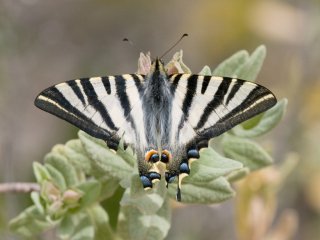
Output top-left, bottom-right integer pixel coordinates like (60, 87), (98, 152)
(35, 74), (146, 149)
(168, 74), (277, 148)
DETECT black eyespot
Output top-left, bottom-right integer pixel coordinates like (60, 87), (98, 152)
(179, 161), (190, 174)
(150, 153), (159, 163)
(140, 175), (152, 188)
(161, 153), (169, 163)
(187, 149), (200, 159)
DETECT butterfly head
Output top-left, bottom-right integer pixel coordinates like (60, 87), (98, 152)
(150, 58), (166, 73)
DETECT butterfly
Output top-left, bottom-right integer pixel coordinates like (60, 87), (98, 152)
(35, 53), (277, 201)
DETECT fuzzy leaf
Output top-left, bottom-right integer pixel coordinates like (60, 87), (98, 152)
(234, 45), (266, 81)
(87, 205), (115, 240)
(64, 139), (92, 174)
(31, 191), (45, 215)
(222, 134), (273, 171)
(199, 65), (211, 75)
(120, 174), (167, 215)
(118, 197), (171, 240)
(57, 213), (95, 240)
(69, 213), (94, 240)
(79, 131), (133, 181)
(188, 145), (243, 183)
(57, 214), (74, 239)
(44, 151), (79, 187)
(168, 177), (235, 204)
(98, 178), (120, 201)
(76, 180), (101, 209)
(9, 206), (54, 237)
(231, 98), (287, 137)
(226, 167), (250, 182)
(212, 50), (249, 77)
(45, 164), (67, 191)
(33, 162), (51, 183)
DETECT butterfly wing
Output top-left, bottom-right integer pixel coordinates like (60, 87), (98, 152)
(35, 74), (146, 149)
(168, 74), (277, 148)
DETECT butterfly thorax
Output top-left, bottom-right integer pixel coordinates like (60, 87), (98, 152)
(142, 59), (173, 152)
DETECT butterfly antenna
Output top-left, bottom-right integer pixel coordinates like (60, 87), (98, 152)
(123, 38), (143, 54)
(160, 33), (188, 59)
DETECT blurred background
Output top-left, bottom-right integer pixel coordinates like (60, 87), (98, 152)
(0, 0), (319, 239)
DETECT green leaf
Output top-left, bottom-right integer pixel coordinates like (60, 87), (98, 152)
(33, 162), (51, 183)
(212, 50), (249, 76)
(226, 167), (250, 182)
(118, 197), (171, 240)
(188, 145), (243, 183)
(44, 151), (79, 187)
(234, 45), (266, 81)
(231, 98), (287, 137)
(76, 180), (102, 209)
(69, 213), (94, 240)
(57, 214), (74, 239)
(87, 205), (115, 240)
(64, 139), (92, 174)
(116, 144), (136, 168)
(79, 131), (133, 181)
(98, 178), (120, 201)
(168, 177), (235, 204)
(31, 191), (45, 214)
(57, 213), (95, 240)
(45, 164), (67, 191)
(103, 186), (125, 230)
(222, 134), (273, 171)
(199, 65), (211, 75)
(9, 206), (54, 238)
(120, 174), (167, 215)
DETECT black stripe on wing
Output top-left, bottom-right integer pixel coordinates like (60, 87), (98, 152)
(67, 80), (86, 105)
(190, 83), (277, 147)
(115, 75), (137, 134)
(201, 75), (211, 94)
(80, 78), (118, 131)
(225, 80), (244, 105)
(34, 84), (113, 142)
(196, 77), (233, 130)
(176, 75), (198, 138)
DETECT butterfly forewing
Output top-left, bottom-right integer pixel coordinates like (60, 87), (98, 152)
(35, 74), (146, 149)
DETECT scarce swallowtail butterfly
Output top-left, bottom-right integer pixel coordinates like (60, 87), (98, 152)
(35, 53), (277, 201)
